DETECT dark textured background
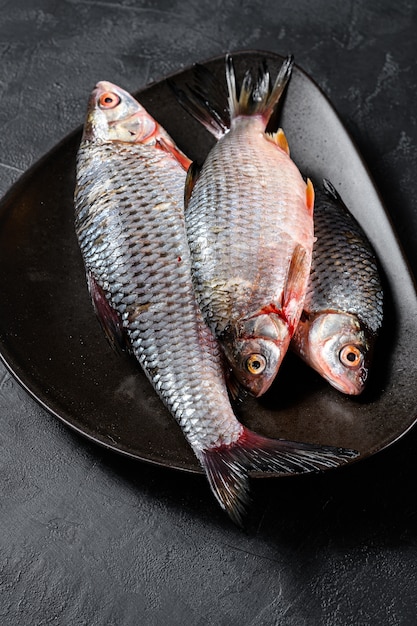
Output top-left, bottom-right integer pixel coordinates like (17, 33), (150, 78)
(1, 1), (416, 624)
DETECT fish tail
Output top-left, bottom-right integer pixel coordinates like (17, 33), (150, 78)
(226, 54), (294, 124)
(198, 427), (358, 526)
(169, 54), (294, 139)
(168, 64), (230, 140)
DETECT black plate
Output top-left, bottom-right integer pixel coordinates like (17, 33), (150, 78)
(0, 50), (416, 475)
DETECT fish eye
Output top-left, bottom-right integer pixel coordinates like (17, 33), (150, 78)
(98, 92), (121, 109)
(245, 354), (267, 375)
(339, 345), (363, 368)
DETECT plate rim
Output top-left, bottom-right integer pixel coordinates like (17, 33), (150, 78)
(0, 48), (416, 476)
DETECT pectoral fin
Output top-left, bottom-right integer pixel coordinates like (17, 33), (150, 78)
(184, 161), (202, 209)
(156, 136), (192, 172)
(225, 368), (248, 404)
(282, 244), (311, 329)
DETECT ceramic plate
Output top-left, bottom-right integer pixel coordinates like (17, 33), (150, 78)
(0, 50), (416, 475)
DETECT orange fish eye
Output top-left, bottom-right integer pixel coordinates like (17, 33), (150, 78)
(98, 92), (121, 109)
(339, 345), (363, 368)
(245, 353), (267, 375)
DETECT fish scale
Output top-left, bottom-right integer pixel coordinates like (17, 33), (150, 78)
(291, 180), (383, 394)
(76, 140), (244, 451)
(304, 189), (383, 333)
(188, 125), (311, 331)
(74, 80), (358, 525)
(180, 57), (314, 397)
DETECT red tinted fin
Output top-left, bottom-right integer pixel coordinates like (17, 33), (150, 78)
(306, 178), (315, 215)
(267, 128), (290, 155)
(156, 136), (192, 171)
(184, 161), (201, 209)
(88, 273), (130, 354)
(198, 427), (358, 527)
(282, 244), (311, 330)
(257, 302), (283, 317)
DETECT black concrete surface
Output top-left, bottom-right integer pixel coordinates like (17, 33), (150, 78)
(0, 1), (416, 624)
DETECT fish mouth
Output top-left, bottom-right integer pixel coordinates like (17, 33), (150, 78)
(253, 378), (277, 397)
(323, 372), (365, 395)
(317, 355), (368, 395)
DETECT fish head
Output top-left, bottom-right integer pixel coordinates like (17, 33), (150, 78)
(221, 313), (290, 397)
(296, 311), (371, 395)
(82, 80), (159, 144)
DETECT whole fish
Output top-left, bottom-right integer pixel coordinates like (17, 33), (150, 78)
(178, 55), (315, 397)
(74, 81), (357, 525)
(292, 179), (384, 394)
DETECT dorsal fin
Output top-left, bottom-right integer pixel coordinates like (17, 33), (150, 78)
(322, 178), (341, 201)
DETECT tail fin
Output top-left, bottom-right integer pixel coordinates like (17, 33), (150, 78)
(197, 427), (358, 526)
(169, 54), (294, 139)
(168, 63), (230, 140)
(226, 54), (294, 124)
